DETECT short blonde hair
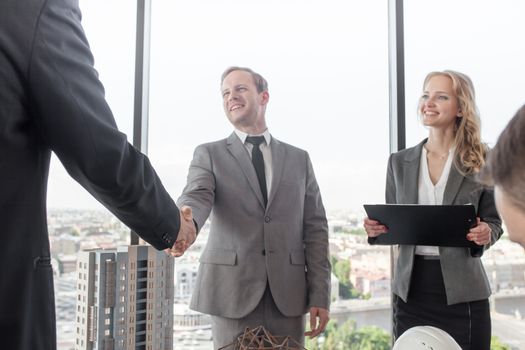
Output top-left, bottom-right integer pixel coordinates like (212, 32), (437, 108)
(221, 66), (268, 93)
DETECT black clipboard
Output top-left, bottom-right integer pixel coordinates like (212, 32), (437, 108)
(363, 204), (478, 248)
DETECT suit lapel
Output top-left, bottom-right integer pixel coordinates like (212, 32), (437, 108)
(267, 138), (285, 209)
(442, 162), (465, 205)
(402, 141), (424, 204)
(226, 133), (266, 209)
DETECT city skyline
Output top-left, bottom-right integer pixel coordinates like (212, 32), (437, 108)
(50, 207), (525, 349)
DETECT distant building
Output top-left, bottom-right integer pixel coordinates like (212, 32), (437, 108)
(351, 270), (390, 298)
(173, 303), (210, 330)
(58, 254), (78, 274)
(484, 260), (525, 291)
(174, 260), (198, 301)
(51, 234), (80, 255)
(75, 245), (174, 350)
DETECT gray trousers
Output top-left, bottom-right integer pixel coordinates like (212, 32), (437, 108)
(211, 285), (305, 349)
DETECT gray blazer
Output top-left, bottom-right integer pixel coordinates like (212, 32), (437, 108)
(178, 133), (331, 318)
(379, 140), (502, 305)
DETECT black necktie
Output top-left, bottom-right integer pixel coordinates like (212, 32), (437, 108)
(246, 136), (268, 207)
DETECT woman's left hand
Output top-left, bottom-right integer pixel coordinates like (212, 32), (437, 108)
(467, 217), (492, 246)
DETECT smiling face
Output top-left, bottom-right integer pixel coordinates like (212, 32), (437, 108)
(419, 75), (462, 131)
(221, 70), (269, 133)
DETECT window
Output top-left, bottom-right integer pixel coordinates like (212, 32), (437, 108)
(404, 0), (525, 148)
(47, 1), (136, 209)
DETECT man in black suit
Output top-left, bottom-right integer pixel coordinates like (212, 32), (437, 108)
(0, 0), (195, 349)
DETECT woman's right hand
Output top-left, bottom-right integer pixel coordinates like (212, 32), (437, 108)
(363, 217), (388, 237)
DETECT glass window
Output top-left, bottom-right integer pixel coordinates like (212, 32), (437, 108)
(404, 0), (525, 147)
(47, 1), (137, 211)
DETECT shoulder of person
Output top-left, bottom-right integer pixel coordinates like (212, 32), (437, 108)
(195, 137), (230, 151)
(391, 139), (426, 162)
(271, 137), (308, 155)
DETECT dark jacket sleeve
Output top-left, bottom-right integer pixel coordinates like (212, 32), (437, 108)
(473, 186), (504, 255)
(27, 0), (179, 249)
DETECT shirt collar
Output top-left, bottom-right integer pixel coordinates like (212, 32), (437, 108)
(234, 128), (271, 145)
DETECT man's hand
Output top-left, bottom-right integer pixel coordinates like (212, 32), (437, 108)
(165, 206), (196, 257)
(304, 306), (329, 338)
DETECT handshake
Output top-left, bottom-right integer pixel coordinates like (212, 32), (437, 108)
(165, 206), (197, 257)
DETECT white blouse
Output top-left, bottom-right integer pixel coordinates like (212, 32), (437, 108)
(415, 146), (455, 256)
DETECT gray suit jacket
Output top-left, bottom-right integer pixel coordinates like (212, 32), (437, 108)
(376, 140), (502, 305)
(178, 133), (331, 318)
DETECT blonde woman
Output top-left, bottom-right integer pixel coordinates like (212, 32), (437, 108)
(364, 70), (502, 350)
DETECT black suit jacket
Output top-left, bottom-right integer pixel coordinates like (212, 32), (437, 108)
(0, 0), (180, 348)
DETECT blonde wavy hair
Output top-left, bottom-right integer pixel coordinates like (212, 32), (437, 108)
(421, 70), (488, 175)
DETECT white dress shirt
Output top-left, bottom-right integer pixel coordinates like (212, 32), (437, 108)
(415, 146), (454, 256)
(234, 128), (273, 196)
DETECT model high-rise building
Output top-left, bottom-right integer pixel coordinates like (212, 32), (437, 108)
(75, 245), (174, 350)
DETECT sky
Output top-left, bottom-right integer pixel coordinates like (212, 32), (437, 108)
(46, 0), (525, 215)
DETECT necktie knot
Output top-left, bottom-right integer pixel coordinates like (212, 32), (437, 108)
(246, 136), (265, 147)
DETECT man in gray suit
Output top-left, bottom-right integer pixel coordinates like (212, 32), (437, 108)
(178, 67), (331, 347)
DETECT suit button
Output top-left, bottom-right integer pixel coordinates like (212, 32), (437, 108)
(264, 216), (271, 223)
(262, 249), (266, 256)
(162, 233), (171, 244)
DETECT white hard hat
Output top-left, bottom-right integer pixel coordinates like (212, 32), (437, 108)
(392, 326), (462, 350)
